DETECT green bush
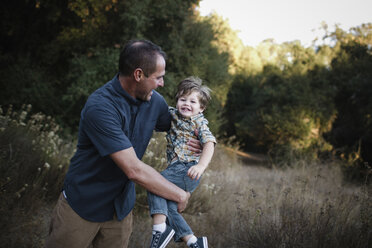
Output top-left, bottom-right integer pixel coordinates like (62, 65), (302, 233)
(62, 48), (120, 129)
(223, 64), (335, 164)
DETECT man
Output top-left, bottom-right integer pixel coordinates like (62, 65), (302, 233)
(45, 39), (200, 248)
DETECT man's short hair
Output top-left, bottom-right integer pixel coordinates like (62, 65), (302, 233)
(175, 76), (212, 110)
(119, 39), (166, 77)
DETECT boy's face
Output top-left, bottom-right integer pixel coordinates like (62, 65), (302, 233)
(176, 91), (204, 118)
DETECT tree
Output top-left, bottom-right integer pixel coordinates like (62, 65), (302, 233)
(223, 38), (337, 162)
(324, 24), (372, 179)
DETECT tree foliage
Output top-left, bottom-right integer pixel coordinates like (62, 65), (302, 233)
(323, 24), (372, 179)
(1, 1), (371, 179)
(224, 23), (372, 175)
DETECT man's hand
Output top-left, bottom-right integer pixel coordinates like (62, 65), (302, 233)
(177, 192), (191, 213)
(187, 129), (202, 155)
(187, 164), (205, 180)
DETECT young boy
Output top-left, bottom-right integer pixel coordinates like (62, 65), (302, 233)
(147, 77), (216, 248)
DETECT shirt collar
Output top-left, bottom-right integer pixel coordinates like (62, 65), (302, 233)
(112, 74), (143, 106)
(175, 108), (204, 121)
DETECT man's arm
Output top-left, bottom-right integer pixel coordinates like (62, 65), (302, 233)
(110, 147), (190, 211)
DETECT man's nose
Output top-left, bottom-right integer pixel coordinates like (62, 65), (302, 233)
(158, 80), (164, 87)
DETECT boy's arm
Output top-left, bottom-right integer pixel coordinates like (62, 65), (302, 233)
(187, 141), (215, 180)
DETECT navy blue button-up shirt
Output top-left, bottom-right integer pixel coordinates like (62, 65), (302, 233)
(63, 74), (171, 222)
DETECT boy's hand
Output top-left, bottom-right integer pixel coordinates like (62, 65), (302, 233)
(187, 164), (205, 180)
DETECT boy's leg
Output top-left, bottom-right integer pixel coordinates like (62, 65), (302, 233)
(167, 200), (194, 242)
(153, 213), (167, 225)
(147, 192), (175, 248)
(147, 191), (169, 220)
(152, 213), (167, 234)
(149, 213), (175, 248)
(159, 161), (201, 243)
(161, 161), (205, 245)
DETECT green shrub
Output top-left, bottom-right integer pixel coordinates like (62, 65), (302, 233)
(62, 47), (120, 129)
(223, 66), (335, 164)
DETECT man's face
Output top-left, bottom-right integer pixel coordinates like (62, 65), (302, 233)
(136, 55), (165, 101)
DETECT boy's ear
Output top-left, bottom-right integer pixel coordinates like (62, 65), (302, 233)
(200, 107), (205, 113)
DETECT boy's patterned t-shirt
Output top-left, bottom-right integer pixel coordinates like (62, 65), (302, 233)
(166, 107), (216, 164)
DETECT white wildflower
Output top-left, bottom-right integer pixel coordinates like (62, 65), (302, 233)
(19, 111), (27, 121)
(146, 151), (154, 158)
(48, 131), (55, 138)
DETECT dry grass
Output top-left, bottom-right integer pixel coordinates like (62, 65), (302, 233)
(0, 108), (371, 247)
(0, 105), (73, 247)
(131, 137), (371, 248)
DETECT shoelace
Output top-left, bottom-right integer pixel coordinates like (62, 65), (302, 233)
(150, 232), (161, 248)
(190, 243), (200, 248)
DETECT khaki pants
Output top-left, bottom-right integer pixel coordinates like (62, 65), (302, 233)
(45, 193), (133, 248)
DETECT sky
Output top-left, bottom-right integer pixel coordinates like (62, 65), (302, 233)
(198, 0), (372, 47)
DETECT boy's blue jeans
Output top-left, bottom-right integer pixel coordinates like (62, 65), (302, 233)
(147, 160), (201, 242)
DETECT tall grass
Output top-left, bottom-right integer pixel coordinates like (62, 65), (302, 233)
(132, 134), (371, 248)
(0, 105), (75, 247)
(0, 106), (370, 247)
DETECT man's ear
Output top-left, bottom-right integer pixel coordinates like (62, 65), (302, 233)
(134, 68), (143, 82)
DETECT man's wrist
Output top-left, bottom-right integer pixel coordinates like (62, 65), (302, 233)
(180, 191), (190, 203)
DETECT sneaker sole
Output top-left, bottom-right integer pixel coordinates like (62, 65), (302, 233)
(159, 229), (175, 248)
(202, 237), (208, 248)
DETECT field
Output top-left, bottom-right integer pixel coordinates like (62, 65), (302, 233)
(0, 109), (371, 247)
(130, 138), (371, 248)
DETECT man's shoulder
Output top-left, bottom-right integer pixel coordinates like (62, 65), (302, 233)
(83, 90), (119, 120)
(85, 92), (113, 111)
(86, 80), (114, 102)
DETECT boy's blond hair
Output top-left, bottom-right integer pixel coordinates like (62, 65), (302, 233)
(175, 77), (212, 110)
